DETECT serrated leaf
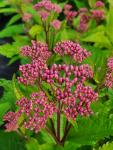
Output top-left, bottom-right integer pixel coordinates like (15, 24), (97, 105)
(68, 113), (113, 145)
(0, 40), (28, 58)
(0, 79), (16, 108)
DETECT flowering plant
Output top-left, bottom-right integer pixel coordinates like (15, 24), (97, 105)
(1, 0), (113, 150)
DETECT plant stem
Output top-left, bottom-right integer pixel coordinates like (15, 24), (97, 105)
(61, 123), (72, 144)
(45, 126), (61, 145)
(57, 100), (61, 141)
(50, 118), (56, 136)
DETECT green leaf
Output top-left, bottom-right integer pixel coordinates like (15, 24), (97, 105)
(0, 79), (16, 108)
(0, 8), (17, 13)
(7, 14), (21, 26)
(0, 40), (28, 58)
(106, 2), (113, 45)
(0, 131), (26, 150)
(0, 24), (24, 38)
(26, 138), (40, 150)
(88, 0), (96, 8)
(0, 1), (8, 7)
(29, 25), (43, 38)
(98, 142), (113, 150)
(68, 113), (113, 145)
(12, 75), (24, 100)
(0, 102), (10, 125)
(74, 0), (88, 8)
(82, 31), (112, 49)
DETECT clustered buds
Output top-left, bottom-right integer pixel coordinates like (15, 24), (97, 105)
(34, 0), (62, 14)
(42, 63), (97, 120)
(53, 41), (91, 63)
(4, 40), (98, 132)
(64, 4), (77, 23)
(105, 57), (113, 88)
(18, 59), (47, 85)
(4, 92), (56, 133)
(22, 13), (32, 22)
(64, 1), (105, 32)
(95, 1), (105, 8)
(51, 19), (61, 30)
(3, 112), (20, 132)
(91, 10), (105, 21)
(20, 40), (51, 62)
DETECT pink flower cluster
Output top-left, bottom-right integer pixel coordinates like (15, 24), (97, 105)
(91, 10), (105, 21)
(18, 41), (50, 85)
(34, 0), (62, 14)
(4, 92), (56, 133)
(20, 40), (51, 62)
(4, 40), (98, 132)
(18, 59), (47, 85)
(64, 4), (77, 23)
(51, 19), (61, 30)
(22, 13), (32, 22)
(3, 112), (20, 132)
(53, 41), (91, 63)
(77, 13), (90, 32)
(42, 63), (97, 120)
(64, 84), (98, 120)
(95, 1), (104, 7)
(105, 58), (113, 88)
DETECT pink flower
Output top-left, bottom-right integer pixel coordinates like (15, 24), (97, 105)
(20, 40), (51, 62)
(78, 7), (88, 13)
(3, 112), (20, 132)
(105, 57), (113, 88)
(22, 13), (32, 22)
(4, 92), (56, 133)
(38, 10), (50, 20)
(51, 19), (61, 30)
(64, 4), (72, 10)
(95, 1), (104, 7)
(18, 59), (47, 85)
(91, 10), (105, 20)
(53, 41), (91, 63)
(42, 63), (97, 120)
(34, 0), (62, 14)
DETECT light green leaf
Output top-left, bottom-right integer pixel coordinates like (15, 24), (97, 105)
(0, 8), (17, 13)
(98, 142), (113, 150)
(29, 25), (43, 38)
(26, 138), (40, 150)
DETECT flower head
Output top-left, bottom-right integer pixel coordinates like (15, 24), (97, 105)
(54, 40), (91, 63)
(105, 57), (113, 88)
(51, 19), (61, 30)
(3, 112), (20, 132)
(95, 1), (104, 7)
(34, 0), (62, 14)
(22, 13), (32, 22)
(21, 40), (51, 62)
